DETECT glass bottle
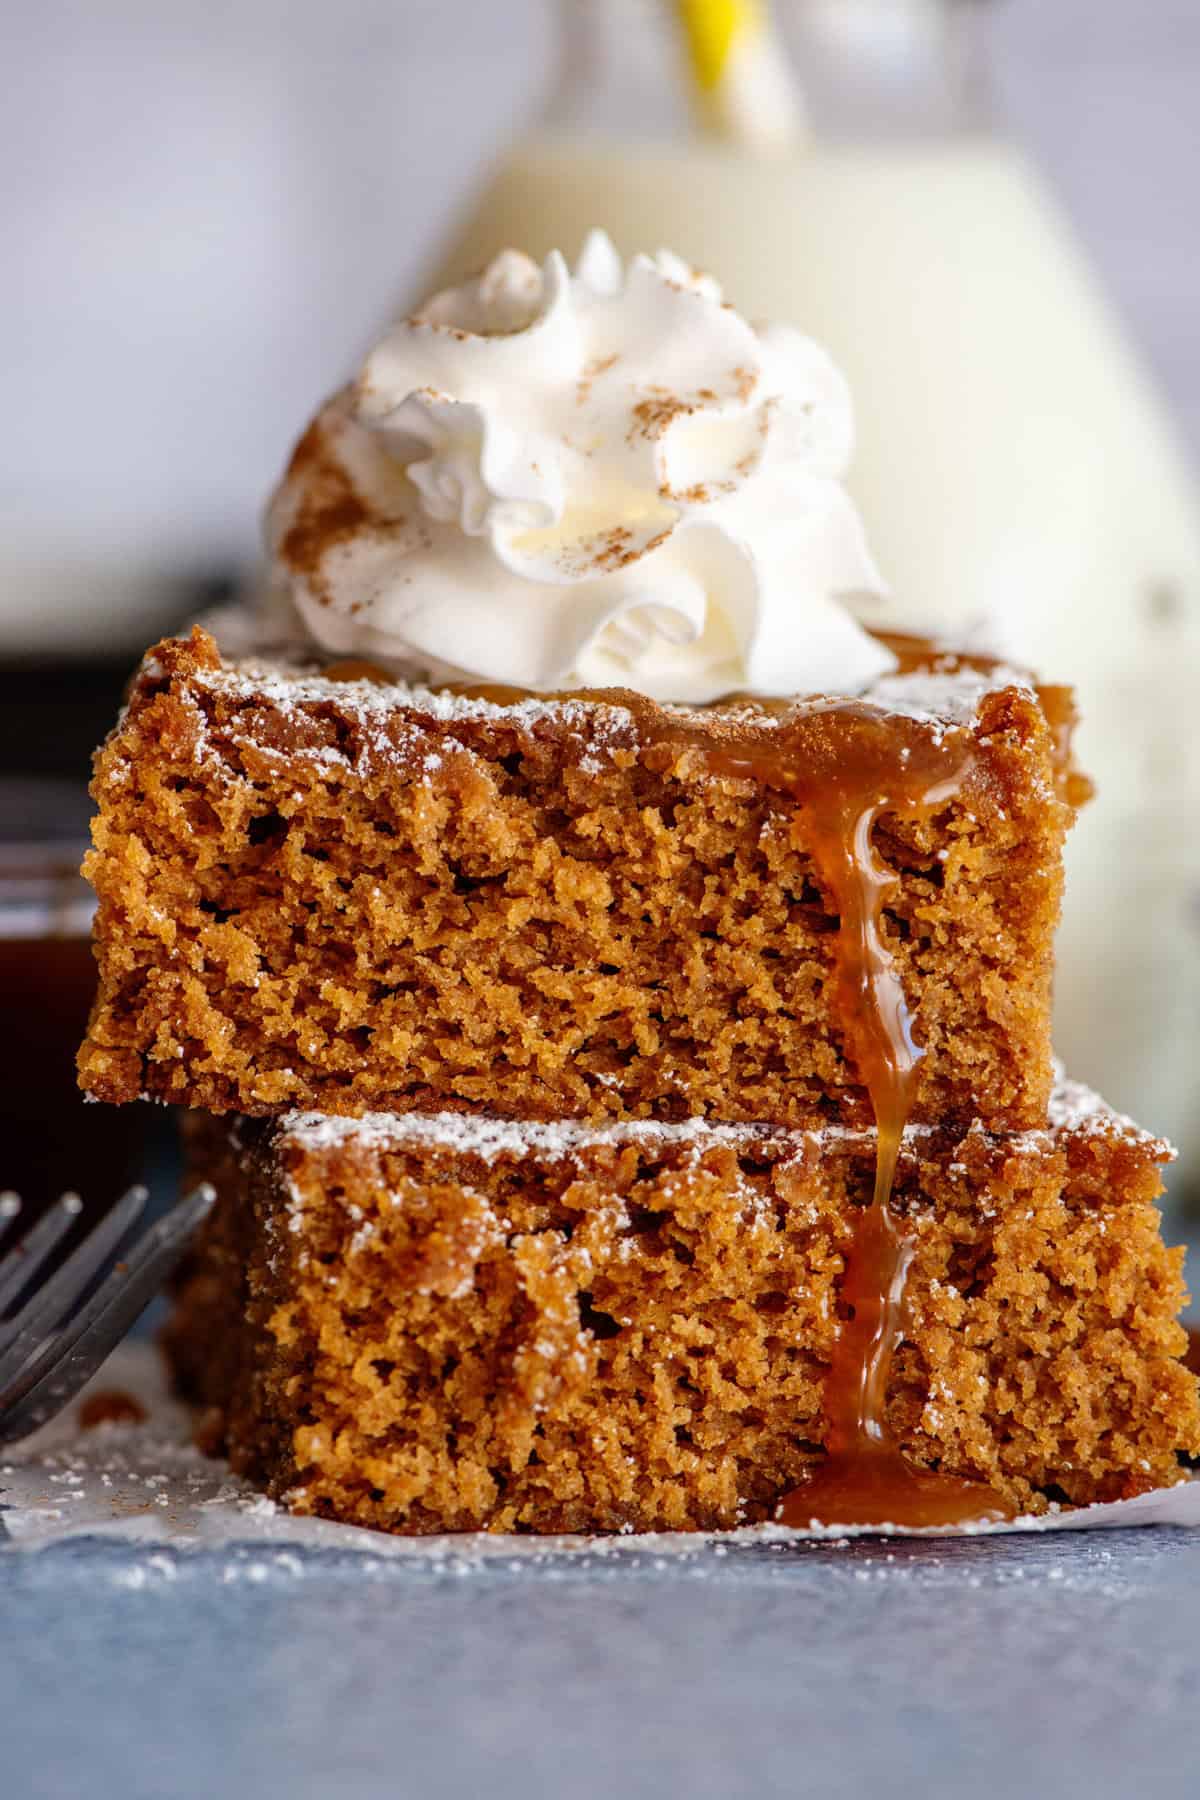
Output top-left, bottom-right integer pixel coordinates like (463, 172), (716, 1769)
(422, 0), (1200, 1191)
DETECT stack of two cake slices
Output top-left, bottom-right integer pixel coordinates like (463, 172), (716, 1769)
(78, 626), (1200, 1533)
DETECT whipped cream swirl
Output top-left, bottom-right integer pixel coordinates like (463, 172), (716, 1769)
(266, 231), (892, 702)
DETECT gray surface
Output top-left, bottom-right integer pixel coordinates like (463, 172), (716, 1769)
(4, 1528), (1200, 1800)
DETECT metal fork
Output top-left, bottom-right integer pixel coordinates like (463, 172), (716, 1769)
(0, 1183), (215, 1447)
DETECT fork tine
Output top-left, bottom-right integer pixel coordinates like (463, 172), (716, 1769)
(0, 1184), (216, 1445)
(0, 1185), (148, 1370)
(0, 1193), (84, 1315)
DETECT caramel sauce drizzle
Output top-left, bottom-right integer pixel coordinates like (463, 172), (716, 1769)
(691, 716), (1015, 1530)
(324, 637), (1054, 1528)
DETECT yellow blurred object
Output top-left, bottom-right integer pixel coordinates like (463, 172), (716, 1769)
(675, 0), (764, 91)
(672, 0), (803, 147)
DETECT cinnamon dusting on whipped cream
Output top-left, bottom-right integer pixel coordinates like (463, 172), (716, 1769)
(264, 230), (891, 703)
(278, 414), (433, 614)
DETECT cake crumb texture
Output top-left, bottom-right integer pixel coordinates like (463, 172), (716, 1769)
(81, 630), (1071, 1130)
(165, 1098), (1200, 1534)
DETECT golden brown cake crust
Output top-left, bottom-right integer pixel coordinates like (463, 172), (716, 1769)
(81, 629), (1072, 1131)
(163, 1084), (1200, 1534)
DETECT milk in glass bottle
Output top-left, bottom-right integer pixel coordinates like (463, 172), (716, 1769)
(423, 0), (1200, 1189)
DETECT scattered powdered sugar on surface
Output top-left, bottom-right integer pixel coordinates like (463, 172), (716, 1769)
(4, 1343), (1198, 1560)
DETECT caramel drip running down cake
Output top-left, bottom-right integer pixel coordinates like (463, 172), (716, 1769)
(83, 230), (1198, 1531)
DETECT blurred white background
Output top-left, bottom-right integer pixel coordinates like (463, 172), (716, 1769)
(3, 0), (1199, 631)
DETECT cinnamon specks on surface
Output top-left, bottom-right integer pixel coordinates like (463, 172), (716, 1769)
(628, 391), (696, 442)
(556, 524), (673, 577)
(732, 366), (757, 404)
(278, 420), (373, 601)
(576, 353), (619, 406)
(275, 415), (416, 608)
(659, 477), (736, 506)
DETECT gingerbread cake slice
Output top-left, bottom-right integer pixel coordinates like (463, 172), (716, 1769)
(79, 625), (1082, 1132)
(163, 1076), (1199, 1535)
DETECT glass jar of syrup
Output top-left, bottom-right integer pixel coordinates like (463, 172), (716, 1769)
(0, 779), (147, 1228)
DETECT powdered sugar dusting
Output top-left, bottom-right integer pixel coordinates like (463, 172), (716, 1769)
(1046, 1072), (1164, 1147)
(869, 661), (1035, 725)
(279, 1108), (782, 1163)
(277, 1071), (1162, 1166)
(196, 657), (635, 735)
(191, 646), (1026, 739)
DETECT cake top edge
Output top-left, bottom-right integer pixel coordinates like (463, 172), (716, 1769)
(148, 625), (1038, 736)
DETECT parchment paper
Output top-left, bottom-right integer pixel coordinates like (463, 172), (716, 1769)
(4, 1342), (1199, 1556)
